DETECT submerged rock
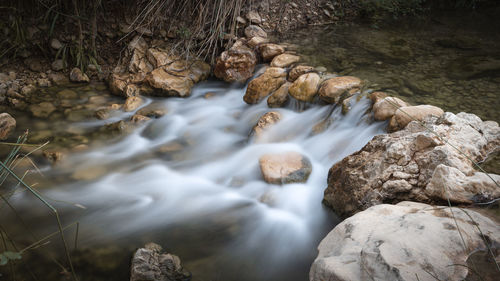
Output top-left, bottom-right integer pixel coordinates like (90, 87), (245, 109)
(29, 102), (56, 118)
(252, 111), (282, 142)
(214, 44), (257, 83)
(123, 96), (144, 112)
(0, 113), (16, 140)
(259, 151), (312, 184)
(318, 76), (361, 104)
(244, 67), (286, 104)
(130, 242), (191, 281)
(310, 201), (500, 281)
(324, 112), (500, 218)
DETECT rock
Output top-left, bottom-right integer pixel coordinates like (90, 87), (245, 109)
(214, 44), (257, 83)
(270, 54), (300, 68)
(29, 102), (56, 118)
(258, 44), (285, 62)
(130, 243), (191, 281)
(236, 16), (246, 25)
(243, 67), (286, 104)
(288, 73), (320, 102)
(288, 65), (315, 82)
(128, 35), (148, 53)
(146, 68), (194, 97)
(130, 114), (151, 124)
(267, 82), (290, 108)
(252, 111), (282, 142)
(246, 11), (262, 24)
(123, 96), (143, 112)
(21, 85), (36, 96)
(37, 78), (51, 87)
(324, 112), (500, 218)
(51, 59), (64, 71)
(310, 201), (500, 281)
(137, 103), (167, 118)
(129, 48), (154, 74)
(388, 105), (444, 132)
(259, 151), (312, 184)
(58, 89), (78, 99)
(50, 38), (63, 50)
(0, 113), (16, 140)
(24, 58), (44, 72)
(373, 97), (408, 121)
(43, 150), (65, 165)
(318, 76), (362, 104)
(247, 36), (269, 48)
(244, 25), (267, 38)
(48, 73), (68, 85)
(369, 91), (387, 104)
(146, 48), (176, 69)
(69, 68), (90, 83)
(108, 73), (129, 97)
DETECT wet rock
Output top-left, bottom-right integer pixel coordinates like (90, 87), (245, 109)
(252, 111), (282, 142)
(130, 114), (151, 124)
(29, 102), (56, 118)
(108, 73), (129, 97)
(318, 76), (361, 104)
(373, 97), (408, 121)
(214, 44), (257, 83)
(369, 91), (387, 104)
(129, 48), (154, 74)
(310, 201), (500, 281)
(95, 108), (111, 120)
(246, 11), (262, 24)
(247, 36), (269, 48)
(258, 44), (285, 62)
(137, 103), (167, 118)
(130, 242), (191, 281)
(388, 105), (444, 131)
(146, 68), (194, 97)
(288, 65), (315, 82)
(0, 113), (16, 140)
(123, 96), (144, 112)
(24, 58), (44, 72)
(43, 150), (66, 165)
(244, 67), (286, 104)
(69, 68), (90, 83)
(270, 54), (300, 68)
(324, 112), (500, 218)
(259, 151), (312, 184)
(267, 82), (290, 108)
(244, 25), (267, 38)
(288, 73), (320, 102)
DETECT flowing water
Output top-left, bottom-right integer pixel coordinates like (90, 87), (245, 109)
(2, 10), (500, 281)
(0, 78), (385, 280)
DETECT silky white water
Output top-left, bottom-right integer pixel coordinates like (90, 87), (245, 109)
(5, 78), (385, 280)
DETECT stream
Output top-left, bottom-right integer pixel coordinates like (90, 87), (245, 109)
(1, 9), (500, 281)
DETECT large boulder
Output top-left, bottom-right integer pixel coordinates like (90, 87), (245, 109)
(373, 96), (408, 121)
(259, 151), (312, 184)
(288, 73), (320, 102)
(324, 112), (500, 218)
(0, 113), (16, 140)
(214, 44), (257, 83)
(270, 54), (300, 68)
(310, 201), (500, 281)
(258, 44), (285, 62)
(389, 104), (445, 131)
(243, 67), (286, 104)
(318, 76), (361, 104)
(130, 243), (191, 281)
